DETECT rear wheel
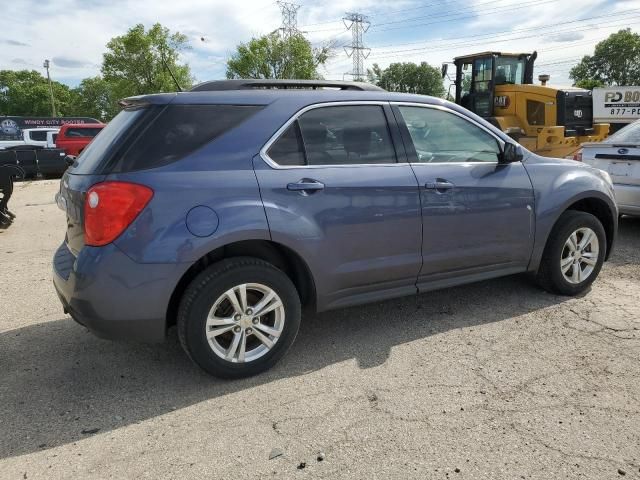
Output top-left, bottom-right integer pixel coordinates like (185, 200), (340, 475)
(536, 211), (606, 295)
(177, 257), (301, 378)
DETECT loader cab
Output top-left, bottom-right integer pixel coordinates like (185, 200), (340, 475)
(452, 52), (536, 119)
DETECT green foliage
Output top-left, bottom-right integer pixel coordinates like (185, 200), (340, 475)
(0, 69), (74, 116)
(102, 23), (193, 99)
(367, 62), (446, 97)
(2, 23), (193, 121)
(68, 77), (119, 122)
(226, 33), (331, 79)
(574, 78), (606, 90)
(570, 29), (640, 87)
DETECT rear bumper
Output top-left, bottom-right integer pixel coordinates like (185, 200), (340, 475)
(614, 183), (640, 216)
(52, 242), (186, 342)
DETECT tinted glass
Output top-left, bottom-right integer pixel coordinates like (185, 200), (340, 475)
(267, 121), (306, 166)
(296, 105), (396, 165)
(398, 106), (500, 163)
(66, 127), (102, 137)
(606, 120), (640, 144)
(112, 104), (262, 172)
(29, 130), (47, 141)
(72, 108), (144, 174)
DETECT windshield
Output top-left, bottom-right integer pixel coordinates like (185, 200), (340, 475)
(494, 57), (525, 85)
(605, 120), (640, 144)
(70, 108), (144, 174)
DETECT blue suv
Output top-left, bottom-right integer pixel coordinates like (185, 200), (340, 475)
(53, 80), (617, 378)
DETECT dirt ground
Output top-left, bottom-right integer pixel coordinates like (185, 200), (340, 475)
(1, 180), (639, 479)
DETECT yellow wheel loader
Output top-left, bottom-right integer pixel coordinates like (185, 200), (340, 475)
(444, 51), (609, 158)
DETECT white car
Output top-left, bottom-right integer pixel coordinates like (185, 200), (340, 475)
(578, 120), (640, 216)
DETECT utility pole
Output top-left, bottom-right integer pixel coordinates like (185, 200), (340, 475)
(343, 12), (370, 81)
(277, 1), (301, 39)
(43, 59), (57, 117)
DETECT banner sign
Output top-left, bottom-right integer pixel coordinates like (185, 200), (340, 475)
(0, 116), (100, 141)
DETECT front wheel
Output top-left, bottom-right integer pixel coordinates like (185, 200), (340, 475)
(535, 211), (606, 295)
(177, 257), (301, 379)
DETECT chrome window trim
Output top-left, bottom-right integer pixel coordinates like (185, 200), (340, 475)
(391, 101), (506, 165)
(259, 100), (510, 169)
(259, 101), (406, 170)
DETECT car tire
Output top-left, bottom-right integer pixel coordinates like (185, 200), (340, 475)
(535, 210), (606, 296)
(177, 257), (301, 379)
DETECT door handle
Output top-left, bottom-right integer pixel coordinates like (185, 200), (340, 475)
(287, 179), (325, 194)
(425, 180), (454, 191)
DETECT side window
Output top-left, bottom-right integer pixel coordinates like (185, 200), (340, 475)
(267, 121), (306, 166)
(398, 106), (501, 163)
(29, 130), (48, 141)
(526, 100), (545, 126)
(66, 127), (102, 137)
(299, 105), (396, 166)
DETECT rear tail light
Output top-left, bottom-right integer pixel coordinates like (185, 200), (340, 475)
(572, 149), (583, 161)
(84, 181), (153, 246)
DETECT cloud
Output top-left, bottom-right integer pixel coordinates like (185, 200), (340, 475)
(0, 0), (633, 88)
(52, 56), (92, 69)
(2, 39), (30, 46)
(11, 58), (28, 65)
(550, 32), (586, 42)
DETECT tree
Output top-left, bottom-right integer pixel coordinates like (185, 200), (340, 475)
(570, 29), (640, 88)
(0, 70), (74, 116)
(226, 32), (331, 79)
(367, 62), (445, 97)
(68, 77), (119, 122)
(102, 23), (193, 100)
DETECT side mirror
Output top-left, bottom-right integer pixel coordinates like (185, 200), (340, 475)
(499, 143), (523, 164)
(64, 155), (76, 167)
(441, 63), (448, 79)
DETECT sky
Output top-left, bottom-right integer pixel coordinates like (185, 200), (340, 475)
(1, 0), (638, 89)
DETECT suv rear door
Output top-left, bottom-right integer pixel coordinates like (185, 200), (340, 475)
(253, 102), (422, 310)
(392, 103), (535, 288)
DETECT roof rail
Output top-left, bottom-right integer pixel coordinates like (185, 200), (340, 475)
(190, 79), (384, 92)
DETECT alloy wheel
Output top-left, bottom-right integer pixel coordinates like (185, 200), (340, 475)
(560, 227), (599, 285)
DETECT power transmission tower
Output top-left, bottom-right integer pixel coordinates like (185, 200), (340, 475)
(278, 1), (301, 39)
(343, 12), (371, 81)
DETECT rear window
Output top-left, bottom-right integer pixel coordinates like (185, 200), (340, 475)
(71, 108), (145, 174)
(109, 104), (262, 172)
(29, 130), (48, 141)
(65, 127), (102, 138)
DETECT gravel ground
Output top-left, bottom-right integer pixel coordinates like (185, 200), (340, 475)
(1, 180), (639, 480)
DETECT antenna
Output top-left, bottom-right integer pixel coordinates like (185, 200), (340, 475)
(159, 47), (183, 92)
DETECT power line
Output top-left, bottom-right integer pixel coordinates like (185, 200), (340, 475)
(366, 13), (640, 59)
(300, 0), (511, 30)
(372, 0), (560, 29)
(343, 12), (371, 81)
(366, 11), (637, 50)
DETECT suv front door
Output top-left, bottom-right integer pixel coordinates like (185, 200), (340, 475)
(253, 102), (422, 310)
(393, 103), (535, 289)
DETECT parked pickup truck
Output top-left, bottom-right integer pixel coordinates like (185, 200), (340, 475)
(0, 127), (59, 150)
(55, 123), (104, 156)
